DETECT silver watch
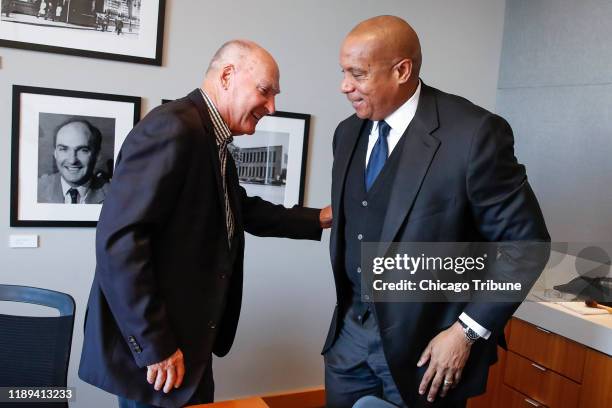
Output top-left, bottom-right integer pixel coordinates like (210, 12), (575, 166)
(459, 320), (480, 344)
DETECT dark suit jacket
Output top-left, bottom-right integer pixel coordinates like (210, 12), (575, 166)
(78, 89), (322, 408)
(37, 172), (108, 204)
(325, 82), (550, 404)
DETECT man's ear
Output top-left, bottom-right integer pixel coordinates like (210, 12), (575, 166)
(396, 59), (413, 84)
(220, 64), (235, 90)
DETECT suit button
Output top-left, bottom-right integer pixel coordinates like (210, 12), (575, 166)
(362, 200), (368, 207)
(208, 321), (217, 329)
(220, 273), (226, 279)
(357, 234), (363, 240)
(357, 267), (361, 274)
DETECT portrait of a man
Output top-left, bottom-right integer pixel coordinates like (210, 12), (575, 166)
(37, 116), (114, 204)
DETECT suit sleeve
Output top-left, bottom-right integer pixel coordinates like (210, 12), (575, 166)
(239, 186), (322, 240)
(95, 112), (192, 367)
(462, 114), (550, 336)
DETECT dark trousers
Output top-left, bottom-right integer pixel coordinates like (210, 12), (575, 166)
(325, 308), (406, 408)
(118, 360), (214, 408)
(325, 308), (466, 408)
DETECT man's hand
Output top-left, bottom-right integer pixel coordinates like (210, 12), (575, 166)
(320, 205), (332, 229)
(417, 322), (472, 402)
(146, 348), (185, 394)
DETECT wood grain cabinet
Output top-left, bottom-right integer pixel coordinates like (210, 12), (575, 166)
(468, 318), (611, 408)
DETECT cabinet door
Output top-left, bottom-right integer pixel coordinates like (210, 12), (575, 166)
(579, 348), (612, 407)
(504, 351), (580, 408)
(508, 319), (586, 382)
(499, 385), (548, 408)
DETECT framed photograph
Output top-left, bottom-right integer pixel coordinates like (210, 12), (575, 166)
(229, 111), (311, 207)
(10, 85), (141, 227)
(0, 0), (166, 65)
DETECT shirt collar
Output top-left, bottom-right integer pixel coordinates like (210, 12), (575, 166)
(373, 80), (422, 135)
(199, 89), (233, 146)
(60, 176), (90, 200)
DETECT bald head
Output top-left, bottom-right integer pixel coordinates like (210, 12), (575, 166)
(202, 39), (280, 135)
(347, 15), (421, 78)
(205, 39), (279, 85)
(340, 16), (422, 120)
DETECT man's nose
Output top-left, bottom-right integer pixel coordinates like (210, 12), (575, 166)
(265, 97), (276, 115)
(67, 150), (79, 163)
(341, 76), (353, 94)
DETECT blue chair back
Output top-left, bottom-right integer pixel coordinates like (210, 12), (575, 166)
(0, 285), (75, 407)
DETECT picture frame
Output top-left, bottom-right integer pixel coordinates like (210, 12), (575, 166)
(10, 85), (141, 227)
(230, 111), (311, 207)
(0, 0), (166, 65)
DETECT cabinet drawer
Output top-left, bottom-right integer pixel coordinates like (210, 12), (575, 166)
(504, 351), (580, 408)
(508, 318), (586, 382)
(499, 384), (548, 408)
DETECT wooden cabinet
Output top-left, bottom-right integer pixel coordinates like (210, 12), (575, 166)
(499, 385), (548, 408)
(504, 351), (580, 408)
(578, 348), (612, 407)
(468, 318), (611, 408)
(508, 318), (586, 382)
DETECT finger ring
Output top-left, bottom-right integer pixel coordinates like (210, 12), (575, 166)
(443, 379), (453, 386)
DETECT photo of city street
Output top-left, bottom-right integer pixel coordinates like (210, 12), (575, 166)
(1, 0), (141, 38)
(230, 130), (290, 206)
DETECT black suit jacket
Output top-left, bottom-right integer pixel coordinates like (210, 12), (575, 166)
(325, 82), (549, 404)
(79, 90), (322, 408)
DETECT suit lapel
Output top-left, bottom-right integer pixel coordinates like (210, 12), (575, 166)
(379, 84), (441, 245)
(187, 89), (230, 242)
(51, 173), (64, 203)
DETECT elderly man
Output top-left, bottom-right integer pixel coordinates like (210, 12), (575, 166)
(38, 119), (109, 204)
(324, 16), (549, 408)
(79, 40), (331, 408)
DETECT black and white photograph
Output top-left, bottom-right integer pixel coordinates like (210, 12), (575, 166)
(0, 0), (165, 64)
(10, 85), (140, 227)
(37, 113), (115, 205)
(230, 111), (310, 207)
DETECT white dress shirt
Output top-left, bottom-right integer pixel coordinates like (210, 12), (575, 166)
(60, 177), (91, 204)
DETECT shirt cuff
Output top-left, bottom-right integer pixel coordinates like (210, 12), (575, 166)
(459, 312), (491, 340)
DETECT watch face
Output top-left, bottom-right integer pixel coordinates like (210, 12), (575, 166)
(466, 328), (480, 341)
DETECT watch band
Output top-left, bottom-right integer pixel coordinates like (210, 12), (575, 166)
(458, 320), (480, 344)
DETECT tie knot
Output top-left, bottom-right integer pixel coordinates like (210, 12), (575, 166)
(378, 120), (391, 138)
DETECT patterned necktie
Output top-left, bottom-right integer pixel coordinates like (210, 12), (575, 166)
(67, 188), (79, 204)
(365, 120), (391, 191)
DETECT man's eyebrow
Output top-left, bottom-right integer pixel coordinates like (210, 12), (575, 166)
(56, 143), (91, 149)
(259, 82), (281, 95)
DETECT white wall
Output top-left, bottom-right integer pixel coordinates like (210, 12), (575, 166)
(0, 1), (506, 406)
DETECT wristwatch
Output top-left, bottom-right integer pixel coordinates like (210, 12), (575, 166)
(458, 320), (480, 344)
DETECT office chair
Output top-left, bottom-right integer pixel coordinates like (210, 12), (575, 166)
(0, 284), (75, 407)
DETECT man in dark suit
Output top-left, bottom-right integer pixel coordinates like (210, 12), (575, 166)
(79, 40), (331, 408)
(324, 16), (549, 407)
(38, 119), (109, 204)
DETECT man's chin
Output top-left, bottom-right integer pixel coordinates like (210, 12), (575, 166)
(355, 111), (371, 120)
